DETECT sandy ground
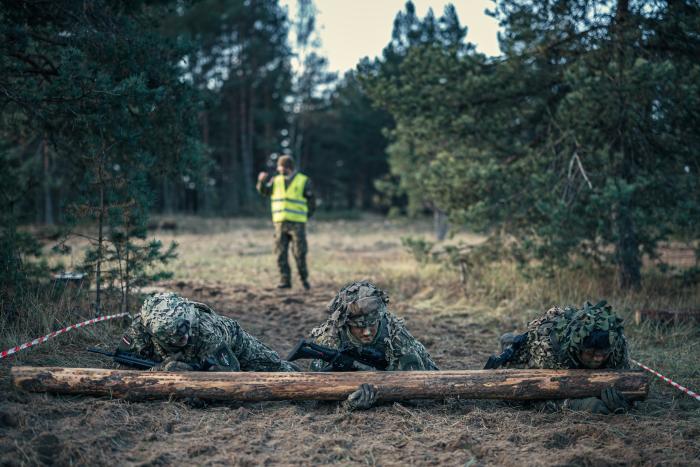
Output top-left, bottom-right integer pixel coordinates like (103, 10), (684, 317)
(1, 218), (699, 466)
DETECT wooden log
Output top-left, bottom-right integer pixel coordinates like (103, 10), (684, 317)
(11, 367), (649, 402)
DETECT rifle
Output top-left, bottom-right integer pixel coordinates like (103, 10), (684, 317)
(483, 333), (528, 369)
(286, 339), (388, 371)
(87, 347), (158, 370)
(88, 347), (216, 371)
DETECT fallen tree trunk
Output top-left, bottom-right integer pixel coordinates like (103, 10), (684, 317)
(12, 367), (649, 402)
(634, 308), (700, 325)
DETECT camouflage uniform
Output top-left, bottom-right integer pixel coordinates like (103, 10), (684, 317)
(274, 221), (308, 286)
(498, 301), (631, 414)
(257, 173), (315, 287)
(309, 281), (439, 372)
(506, 301), (630, 370)
(119, 292), (297, 372)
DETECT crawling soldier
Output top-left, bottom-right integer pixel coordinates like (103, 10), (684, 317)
(120, 292), (298, 372)
(487, 301), (631, 414)
(309, 280), (439, 410)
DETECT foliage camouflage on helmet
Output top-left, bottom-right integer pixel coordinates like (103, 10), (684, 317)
(554, 300), (627, 366)
(311, 280), (439, 372)
(325, 280), (389, 327)
(140, 292), (198, 348)
(126, 292), (297, 371)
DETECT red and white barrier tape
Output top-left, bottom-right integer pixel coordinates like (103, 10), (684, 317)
(0, 312), (129, 360)
(632, 359), (700, 402)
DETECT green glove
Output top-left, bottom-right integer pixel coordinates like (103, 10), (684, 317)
(397, 353), (424, 371)
(343, 383), (379, 411)
(600, 387), (630, 414)
(564, 397), (610, 414)
(162, 360), (194, 372)
(150, 353), (193, 372)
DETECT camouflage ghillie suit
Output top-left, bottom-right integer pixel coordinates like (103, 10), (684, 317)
(495, 301), (631, 414)
(120, 292), (297, 372)
(507, 301), (630, 370)
(309, 281), (439, 372)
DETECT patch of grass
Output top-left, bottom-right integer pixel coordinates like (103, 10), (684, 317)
(0, 285), (132, 371)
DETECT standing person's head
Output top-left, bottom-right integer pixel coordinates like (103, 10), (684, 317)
(277, 155), (295, 176)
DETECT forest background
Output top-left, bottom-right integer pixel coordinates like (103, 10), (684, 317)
(1, 0), (699, 312)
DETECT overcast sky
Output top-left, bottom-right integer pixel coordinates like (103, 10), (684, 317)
(280, 1), (502, 74)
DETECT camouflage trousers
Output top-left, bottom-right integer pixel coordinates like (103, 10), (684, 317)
(274, 221), (308, 285)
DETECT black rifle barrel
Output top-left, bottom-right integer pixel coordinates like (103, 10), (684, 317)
(87, 348), (157, 370)
(286, 339), (387, 371)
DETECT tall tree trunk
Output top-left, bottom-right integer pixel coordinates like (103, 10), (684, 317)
(95, 177), (104, 316)
(200, 110), (212, 214)
(434, 208), (449, 241)
(247, 89), (255, 203)
(226, 94), (241, 215)
(42, 139), (54, 225)
(614, 199), (641, 289)
(263, 89), (274, 156)
(162, 178), (174, 215)
(239, 86), (254, 209)
(123, 216), (130, 315)
(612, 0), (641, 289)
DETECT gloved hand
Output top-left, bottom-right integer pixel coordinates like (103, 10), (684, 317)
(543, 400), (564, 412)
(600, 387), (630, 414)
(343, 383), (379, 411)
(563, 397), (610, 414)
(163, 360), (194, 371)
(150, 353), (192, 372)
(397, 353), (423, 371)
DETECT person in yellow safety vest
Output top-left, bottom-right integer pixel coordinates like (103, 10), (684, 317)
(257, 155), (316, 289)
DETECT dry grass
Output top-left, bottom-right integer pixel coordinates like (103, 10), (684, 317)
(1, 215), (699, 466)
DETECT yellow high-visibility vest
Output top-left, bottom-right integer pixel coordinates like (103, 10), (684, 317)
(271, 173), (309, 223)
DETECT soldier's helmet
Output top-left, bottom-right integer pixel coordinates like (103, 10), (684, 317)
(556, 301), (625, 362)
(326, 280), (389, 327)
(140, 292), (198, 349)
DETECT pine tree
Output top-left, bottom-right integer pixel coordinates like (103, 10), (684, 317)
(361, 0), (700, 288)
(169, 0), (292, 214)
(1, 0), (203, 308)
(359, 1), (474, 233)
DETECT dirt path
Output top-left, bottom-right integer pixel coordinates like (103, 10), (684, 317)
(171, 280), (494, 370)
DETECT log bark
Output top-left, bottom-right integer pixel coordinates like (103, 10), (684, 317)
(12, 367), (649, 402)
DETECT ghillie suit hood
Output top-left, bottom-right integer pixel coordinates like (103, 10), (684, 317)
(139, 292), (213, 351)
(553, 301), (629, 368)
(311, 280), (438, 371)
(519, 301), (630, 369)
(324, 280), (390, 327)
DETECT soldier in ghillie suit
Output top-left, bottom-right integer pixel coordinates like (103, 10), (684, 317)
(310, 280), (439, 410)
(486, 301), (631, 414)
(119, 292), (298, 372)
